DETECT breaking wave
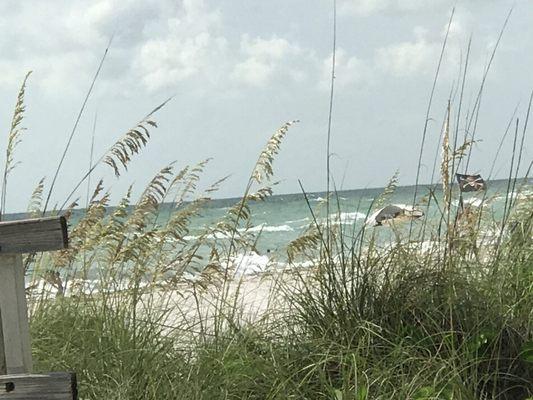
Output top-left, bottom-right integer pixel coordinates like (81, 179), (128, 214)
(328, 211), (367, 225)
(239, 223), (294, 233)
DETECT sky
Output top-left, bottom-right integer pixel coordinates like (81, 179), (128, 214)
(0, 0), (531, 212)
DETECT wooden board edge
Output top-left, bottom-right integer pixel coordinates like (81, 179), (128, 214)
(0, 372), (77, 399)
(59, 216), (69, 249)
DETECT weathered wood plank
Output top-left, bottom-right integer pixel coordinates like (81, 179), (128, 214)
(0, 373), (77, 399)
(0, 255), (32, 374)
(0, 217), (68, 254)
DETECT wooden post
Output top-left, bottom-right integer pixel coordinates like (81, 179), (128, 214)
(0, 255), (32, 374)
(0, 217), (76, 399)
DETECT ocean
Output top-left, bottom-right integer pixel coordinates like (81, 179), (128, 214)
(135, 178), (530, 264)
(14, 177), (531, 287)
(7, 178), (530, 255)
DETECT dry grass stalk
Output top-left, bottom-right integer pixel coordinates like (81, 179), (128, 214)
(1, 71), (32, 218)
(441, 101), (451, 213)
(27, 177), (45, 218)
(252, 120), (299, 184)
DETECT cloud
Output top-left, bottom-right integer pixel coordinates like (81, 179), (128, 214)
(232, 35), (309, 87)
(338, 0), (389, 16)
(375, 27), (439, 77)
(136, 27), (228, 92)
(0, 0), (495, 101)
(132, 0), (231, 92)
(0, 0), (325, 97)
(0, 0), (231, 96)
(338, 0), (451, 17)
(0, 0), (359, 97)
(319, 48), (370, 90)
(0, 1), (99, 94)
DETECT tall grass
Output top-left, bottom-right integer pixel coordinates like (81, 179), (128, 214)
(1, 26), (532, 400)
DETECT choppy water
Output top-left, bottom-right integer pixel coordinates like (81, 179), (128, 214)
(178, 179), (528, 252)
(15, 178), (532, 288)
(7, 178), (530, 255)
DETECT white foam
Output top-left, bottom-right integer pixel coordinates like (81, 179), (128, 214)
(232, 251), (270, 275)
(263, 224), (294, 232)
(285, 217), (310, 224)
(452, 197), (483, 207)
(328, 211), (367, 225)
(239, 223), (294, 233)
(181, 272), (201, 282)
(391, 203), (416, 211)
(212, 232), (234, 239)
(184, 232), (232, 240)
(494, 191), (532, 202)
(465, 197), (483, 207)
(185, 223), (294, 240)
(290, 260), (315, 269)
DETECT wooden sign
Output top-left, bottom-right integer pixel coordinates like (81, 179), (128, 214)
(0, 216), (76, 399)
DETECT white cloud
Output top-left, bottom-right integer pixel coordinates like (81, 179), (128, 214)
(136, 25), (228, 91)
(241, 35), (293, 60)
(319, 48), (369, 90)
(375, 27), (439, 77)
(0, 0), (323, 96)
(339, 0), (388, 16)
(134, 0), (230, 91)
(233, 57), (274, 87)
(0, 0), (358, 96)
(339, 0), (451, 16)
(373, 14), (489, 80)
(232, 35), (307, 87)
(0, 0), (157, 96)
(0, 0), (232, 95)
(0, 0), (499, 99)
(0, 1), (96, 94)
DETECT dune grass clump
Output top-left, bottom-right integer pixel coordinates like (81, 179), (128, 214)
(25, 156), (531, 400)
(287, 208), (532, 399)
(31, 297), (185, 400)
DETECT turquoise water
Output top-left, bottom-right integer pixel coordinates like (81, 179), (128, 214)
(11, 177), (530, 280)
(145, 178), (531, 257)
(7, 179), (530, 259)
